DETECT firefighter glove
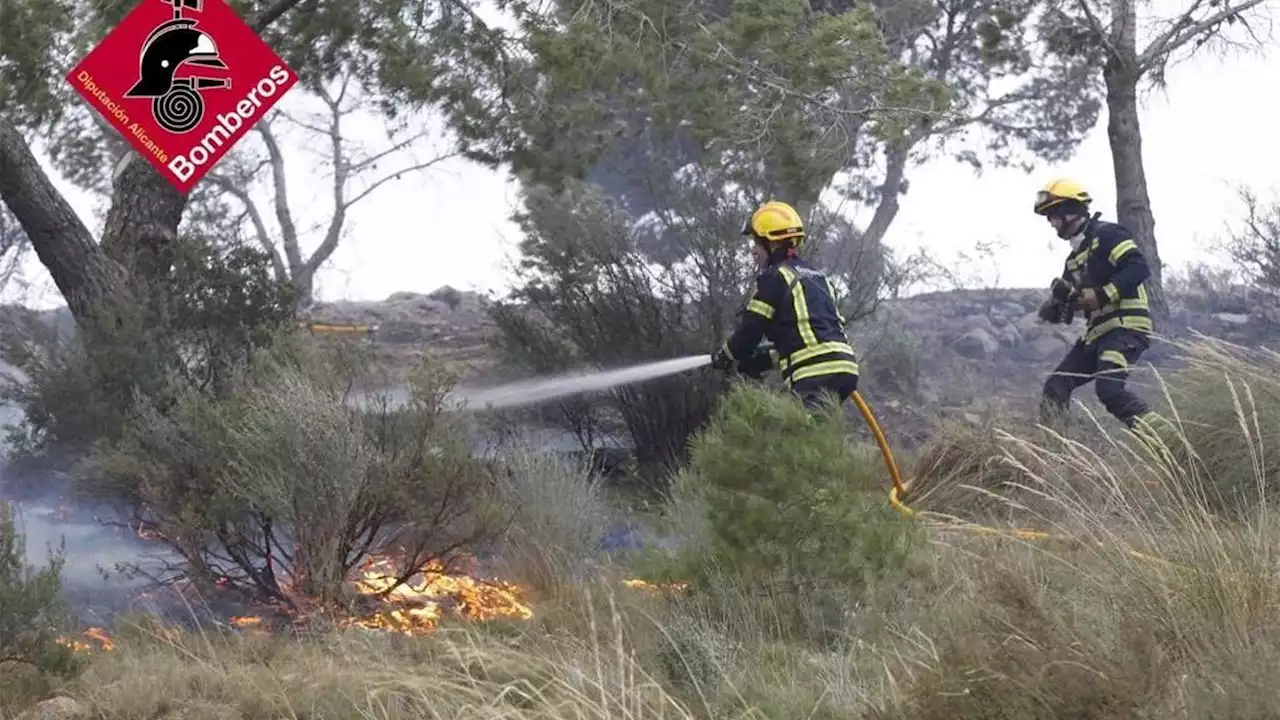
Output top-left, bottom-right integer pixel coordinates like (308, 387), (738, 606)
(1037, 299), (1061, 324)
(738, 347), (775, 378)
(1050, 277), (1075, 303)
(710, 347), (734, 371)
(1073, 287), (1101, 313)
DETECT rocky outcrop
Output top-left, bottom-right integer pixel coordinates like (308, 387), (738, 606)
(15, 697), (86, 720)
(6, 284), (1277, 430)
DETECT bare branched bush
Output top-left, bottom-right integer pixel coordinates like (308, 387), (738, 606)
(80, 341), (509, 608)
(1165, 261), (1244, 308)
(1224, 185), (1280, 297)
(858, 320), (923, 400)
(490, 177), (746, 489)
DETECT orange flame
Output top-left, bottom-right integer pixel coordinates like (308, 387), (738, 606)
(622, 578), (691, 592)
(339, 555), (533, 635)
(56, 626), (115, 653)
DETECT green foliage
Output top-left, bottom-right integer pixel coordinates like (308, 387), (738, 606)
(490, 0), (949, 203)
(0, 237), (296, 475)
(684, 382), (917, 591)
(0, 0), (77, 128)
(81, 341), (509, 606)
(0, 500), (78, 679)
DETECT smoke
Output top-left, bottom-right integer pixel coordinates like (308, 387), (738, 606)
(0, 359), (174, 623)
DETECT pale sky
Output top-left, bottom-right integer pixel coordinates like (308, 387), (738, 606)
(6, 26), (1278, 311)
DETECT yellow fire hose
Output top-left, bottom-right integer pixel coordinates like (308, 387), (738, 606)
(849, 391), (1177, 567)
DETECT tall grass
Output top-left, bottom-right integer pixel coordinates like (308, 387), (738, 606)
(7, 337), (1280, 718)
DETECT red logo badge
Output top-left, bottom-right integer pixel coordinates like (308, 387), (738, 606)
(66, 0), (299, 193)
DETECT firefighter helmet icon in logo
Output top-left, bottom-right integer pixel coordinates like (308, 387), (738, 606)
(124, 0), (231, 134)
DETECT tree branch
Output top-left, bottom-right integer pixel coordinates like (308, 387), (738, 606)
(1074, 0), (1120, 58)
(345, 131), (434, 175)
(290, 81), (351, 299)
(249, 0), (310, 32)
(1138, 0), (1268, 72)
(255, 118), (303, 275)
(342, 153), (459, 209)
(206, 175), (289, 281)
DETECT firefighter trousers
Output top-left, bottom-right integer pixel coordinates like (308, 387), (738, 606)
(1039, 328), (1151, 428)
(792, 372), (859, 412)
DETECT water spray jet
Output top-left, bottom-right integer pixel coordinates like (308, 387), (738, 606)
(447, 354), (712, 412)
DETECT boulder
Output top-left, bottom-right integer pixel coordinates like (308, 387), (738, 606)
(1212, 312), (1249, 326)
(1026, 334), (1069, 361)
(1016, 311), (1047, 336)
(16, 697), (86, 720)
(954, 328), (999, 360)
(962, 314), (994, 335)
(995, 324), (1021, 348)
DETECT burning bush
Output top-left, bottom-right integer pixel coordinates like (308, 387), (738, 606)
(79, 340), (511, 613)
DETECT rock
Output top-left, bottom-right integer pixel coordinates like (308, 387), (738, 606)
(995, 324), (1021, 348)
(996, 301), (1026, 318)
(16, 697), (86, 720)
(962, 314), (994, 334)
(1212, 312), (1249, 325)
(1016, 311), (1047, 336)
(954, 328), (999, 360)
(1026, 334), (1068, 361)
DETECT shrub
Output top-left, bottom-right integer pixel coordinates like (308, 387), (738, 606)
(80, 339), (509, 608)
(653, 381), (919, 642)
(903, 420), (1041, 519)
(0, 500), (78, 687)
(0, 238), (295, 483)
(488, 443), (612, 598)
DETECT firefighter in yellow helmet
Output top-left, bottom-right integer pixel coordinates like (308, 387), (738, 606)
(710, 200), (860, 410)
(1033, 179), (1162, 434)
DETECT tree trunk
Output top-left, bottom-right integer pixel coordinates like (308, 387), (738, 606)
(1103, 0), (1167, 320)
(100, 155), (189, 276)
(0, 115), (127, 325)
(1103, 69), (1167, 320)
(848, 144), (908, 260)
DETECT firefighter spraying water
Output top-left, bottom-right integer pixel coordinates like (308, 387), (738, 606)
(454, 200), (862, 415)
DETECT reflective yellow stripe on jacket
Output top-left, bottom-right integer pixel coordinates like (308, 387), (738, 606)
(775, 265), (859, 384)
